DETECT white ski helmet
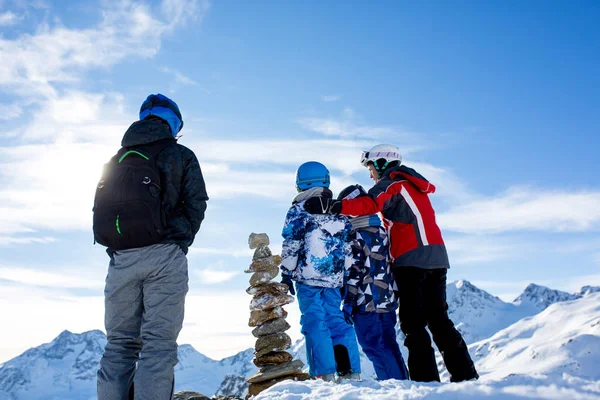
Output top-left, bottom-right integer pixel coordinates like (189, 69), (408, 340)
(360, 144), (402, 175)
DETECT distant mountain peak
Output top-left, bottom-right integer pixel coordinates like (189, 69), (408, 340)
(448, 279), (503, 304)
(577, 285), (600, 296)
(513, 283), (578, 310)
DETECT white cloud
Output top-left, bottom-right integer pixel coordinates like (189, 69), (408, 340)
(0, 133), (475, 236)
(0, 236), (56, 245)
(189, 246), (253, 258)
(0, 286), (105, 363)
(0, 266), (103, 289)
(160, 66), (202, 87)
(179, 291), (302, 360)
(195, 269), (239, 284)
(445, 235), (517, 265)
(296, 110), (430, 146)
(557, 273), (600, 293)
(298, 116), (402, 139)
(0, 0), (209, 99)
(438, 187), (600, 234)
(0, 139), (124, 234)
(321, 95), (341, 102)
(192, 137), (374, 173)
(0, 2), (211, 243)
(0, 11), (19, 26)
(193, 260), (240, 284)
(0, 101), (23, 120)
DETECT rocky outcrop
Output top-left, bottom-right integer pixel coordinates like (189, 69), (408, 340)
(244, 233), (311, 398)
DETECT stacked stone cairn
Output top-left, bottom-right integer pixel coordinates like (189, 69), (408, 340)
(245, 233), (311, 398)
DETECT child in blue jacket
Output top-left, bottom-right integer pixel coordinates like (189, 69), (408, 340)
(340, 184), (409, 381)
(280, 162), (361, 381)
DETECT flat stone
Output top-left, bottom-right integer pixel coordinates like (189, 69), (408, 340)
(246, 282), (288, 296)
(249, 266), (279, 286)
(245, 255), (282, 273)
(253, 351), (292, 367)
(247, 359), (305, 384)
(250, 293), (294, 311)
(248, 233), (269, 249)
(254, 332), (291, 358)
(252, 244), (272, 260)
(251, 318), (291, 338)
(248, 306), (287, 327)
(245, 372), (312, 399)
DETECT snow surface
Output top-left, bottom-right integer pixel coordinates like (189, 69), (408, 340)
(255, 293), (600, 400)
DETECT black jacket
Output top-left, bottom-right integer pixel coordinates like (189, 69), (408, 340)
(120, 119), (208, 254)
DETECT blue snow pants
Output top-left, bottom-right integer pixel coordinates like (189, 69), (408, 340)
(97, 243), (189, 400)
(354, 311), (409, 380)
(296, 283), (361, 376)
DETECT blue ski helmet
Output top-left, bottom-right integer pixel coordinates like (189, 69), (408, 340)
(139, 93), (183, 136)
(295, 161), (330, 191)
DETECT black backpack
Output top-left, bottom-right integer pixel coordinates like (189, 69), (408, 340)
(93, 139), (175, 250)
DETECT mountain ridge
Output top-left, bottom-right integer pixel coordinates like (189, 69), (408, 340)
(1, 281), (598, 399)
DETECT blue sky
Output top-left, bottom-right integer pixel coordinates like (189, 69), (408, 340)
(0, 0), (599, 362)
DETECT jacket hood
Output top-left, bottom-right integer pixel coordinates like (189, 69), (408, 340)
(121, 119), (174, 147)
(387, 165), (436, 194)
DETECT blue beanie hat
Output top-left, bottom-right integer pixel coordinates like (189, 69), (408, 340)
(139, 93), (183, 135)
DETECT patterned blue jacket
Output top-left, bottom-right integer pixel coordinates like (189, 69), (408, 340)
(345, 214), (398, 313)
(280, 188), (352, 288)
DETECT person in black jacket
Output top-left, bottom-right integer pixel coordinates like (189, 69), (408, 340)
(97, 94), (208, 400)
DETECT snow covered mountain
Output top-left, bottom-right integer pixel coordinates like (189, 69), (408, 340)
(0, 329), (105, 400)
(447, 280), (600, 343)
(445, 280), (533, 344)
(253, 293), (600, 400)
(0, 330), (257, 400)
(512, 283), (579, 312)
(471, 293), (600, 381)
(2, 281), (598, 400)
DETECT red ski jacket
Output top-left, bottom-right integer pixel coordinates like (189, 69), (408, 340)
(341, 165), (450, 269)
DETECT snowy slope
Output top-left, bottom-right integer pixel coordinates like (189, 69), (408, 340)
(254, 293), (600, 400)
(472, 292), (600, 381)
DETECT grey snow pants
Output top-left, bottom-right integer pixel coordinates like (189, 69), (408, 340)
(97, 243), (189, 400)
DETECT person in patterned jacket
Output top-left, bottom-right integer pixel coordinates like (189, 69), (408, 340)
(339, 184), (409, 381)
(279, 162), (361, 382)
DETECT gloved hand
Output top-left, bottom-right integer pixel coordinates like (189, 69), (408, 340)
(281, 275), (295, 296)
(342, 303), (354, 325)
(304, 197), (342, 214)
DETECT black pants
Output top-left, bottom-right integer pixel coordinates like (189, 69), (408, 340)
(394, 267), (478, 382)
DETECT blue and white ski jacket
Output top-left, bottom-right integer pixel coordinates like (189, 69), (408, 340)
(280, 188), (352, 288)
